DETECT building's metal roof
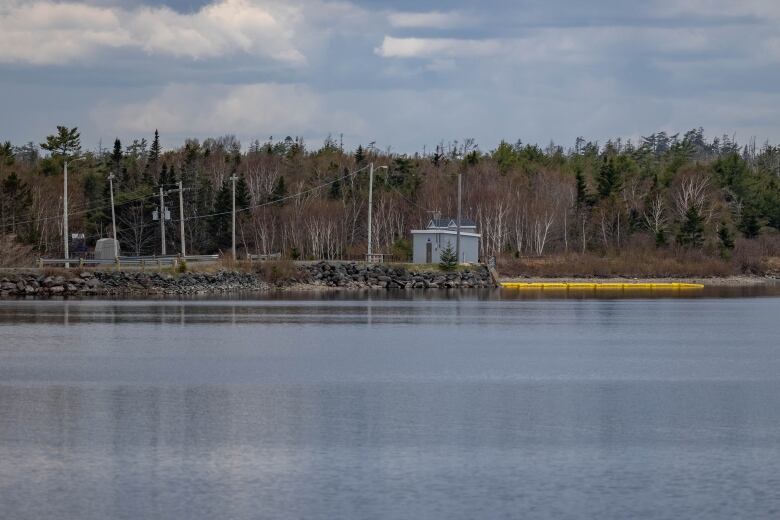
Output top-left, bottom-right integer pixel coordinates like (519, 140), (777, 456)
(411, 229), (481, 238)
(428, 218), (476, 229)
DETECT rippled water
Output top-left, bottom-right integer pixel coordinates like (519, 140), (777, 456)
(2, 290), (780, 519)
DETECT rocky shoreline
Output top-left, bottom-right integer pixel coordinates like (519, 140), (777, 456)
(300, 262), (494, 289)
(0, 262), (496, 298)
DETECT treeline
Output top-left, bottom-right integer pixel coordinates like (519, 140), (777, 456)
(1, 127), (779, 268)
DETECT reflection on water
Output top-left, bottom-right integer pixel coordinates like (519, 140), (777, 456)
(1, 293), (780, 519)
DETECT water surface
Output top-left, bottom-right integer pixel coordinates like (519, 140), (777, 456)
(1, 291), (780, 519)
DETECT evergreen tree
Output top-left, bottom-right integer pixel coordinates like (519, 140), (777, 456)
(655, 229), (667, 248)
(208, 179), (233, 251)
(83, 173), (108, 242)
(0, 141), (14, 166)
(739, 208), (760, 238)
(158, 162), (174, 188)
(111, 138), (122, 167)
(141, 163), (155, 188)
(40, 126), (81, 158)
(354, 145), (365, 164)
(597, 156), (621, 199)
(271, 175), (287, 205)
(677, 206), (704, 247)
(149, 130), (161, 164)
(329, 176), (342, 199)
(439, 243), (458, 271)
(1, 172), (32, 235)
(236, 173), (251, 210)
(575, 168), (590, 209)
(717, 222), (735, 257)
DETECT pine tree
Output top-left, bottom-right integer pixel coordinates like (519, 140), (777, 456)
(575, 168), (590, 209)
(354, 145), (365, 164)
(739, 208), (760, 238)
(329, 176), (342, 199)
(1, 172), (32, 235)
(83, 173), (108, 242)
(717, 222), (734, 257)
(208, 179), (233, 252)
(439, 243), (458, 271)
(40, 126), (81, 158)
(111, 138), (122, 167)
(597, 156), (621, 199)
(655, 229), (667, 248)
(158, 162), (176, 188)
(235, 173), (251, 210)
(149, 130), (161, 164)
(1, 141), (15, 166)
(271, 175), (287, 205)
(677, 206), (704, 247)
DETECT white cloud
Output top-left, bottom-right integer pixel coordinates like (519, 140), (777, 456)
(653, 0), (780, 19)
(0, 0), (308, 65)
(375, 36), (502, 59)
(387, 10), (470, 29)
(91, 82), (366, 138)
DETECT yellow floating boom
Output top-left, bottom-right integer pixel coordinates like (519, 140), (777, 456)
(501, 282), (704, 290)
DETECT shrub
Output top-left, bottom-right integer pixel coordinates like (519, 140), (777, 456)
(256, 260), (303, 284)
(439, 243), (458, 271)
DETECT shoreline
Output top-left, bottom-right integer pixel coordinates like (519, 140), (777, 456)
(497, 275), (778, 287)
(0, 262), (495, 298)
(2, 264), (779, 299)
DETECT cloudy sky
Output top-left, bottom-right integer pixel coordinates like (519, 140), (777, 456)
(2, 0), (780, 153)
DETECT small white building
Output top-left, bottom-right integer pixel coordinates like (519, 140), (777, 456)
(411, 218), (481, 264)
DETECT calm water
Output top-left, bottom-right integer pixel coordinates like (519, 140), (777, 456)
(2, 290), (780, 519)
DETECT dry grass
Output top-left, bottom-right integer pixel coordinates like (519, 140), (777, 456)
(498, 248), (764, 279)
(255, 259), (305, 284)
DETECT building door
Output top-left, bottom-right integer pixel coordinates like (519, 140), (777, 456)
(426, 242), (432, 263)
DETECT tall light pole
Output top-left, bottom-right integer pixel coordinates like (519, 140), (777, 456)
(366, 163), (387, 261)
(63, 156), (85, 268)
(108, 172), (118, 259)
(230, 174), (237, 260)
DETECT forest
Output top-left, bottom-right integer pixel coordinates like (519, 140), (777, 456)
(2, 126), (780, 276)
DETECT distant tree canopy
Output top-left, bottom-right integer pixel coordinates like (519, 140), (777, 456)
(1, 126), (780, 267)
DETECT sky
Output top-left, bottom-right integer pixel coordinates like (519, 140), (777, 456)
(2, 0), (780, 153)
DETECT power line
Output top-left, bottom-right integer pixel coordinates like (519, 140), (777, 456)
(7, 188), (165, 227)
(96, 167), (368, 240)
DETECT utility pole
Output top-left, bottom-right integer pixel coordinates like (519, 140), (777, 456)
(365, 163), (387, 261)
(230, 174), (237, 260)
(456, 171), (462, 264)
(159, 186), (166, 255)
(63, 160), (70, 268)
(178, 180), (186, 257)
(62, 157), (84, 268)
(367, 162), (374, 260)
(108, 172), (118, 258)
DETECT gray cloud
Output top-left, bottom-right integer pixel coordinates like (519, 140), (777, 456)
(1, 0), (779, 151)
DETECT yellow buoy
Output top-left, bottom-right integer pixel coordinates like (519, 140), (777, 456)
(501, 282), (704, 290)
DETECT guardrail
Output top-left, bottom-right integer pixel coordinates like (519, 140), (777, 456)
(247, 253), (282, 261)
(38, 254), (220, 269)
